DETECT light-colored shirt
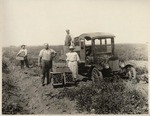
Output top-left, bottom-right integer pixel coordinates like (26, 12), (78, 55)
(17, 49), (27, 56)
(39, 48), (56, 61)
(66, 52), (80, 62)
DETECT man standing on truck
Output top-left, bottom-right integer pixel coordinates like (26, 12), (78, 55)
(66, 45), (80, 85)
(64, 29), (73, 55)
(65, 29), (72, 46)
(38, 43), (57, 86)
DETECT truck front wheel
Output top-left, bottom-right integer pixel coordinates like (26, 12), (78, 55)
(91, 68), (103, 84)
(126, 67), (136, 80)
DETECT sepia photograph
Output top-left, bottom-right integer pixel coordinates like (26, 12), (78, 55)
(1, 0), (149, 115)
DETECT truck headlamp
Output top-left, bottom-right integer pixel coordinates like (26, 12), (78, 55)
(120, 62), (125, 68)
(105, 64), (109, 69)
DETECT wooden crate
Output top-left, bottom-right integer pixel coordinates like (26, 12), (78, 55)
(64, 71), (75, 85)
(51, 72), (64, 86)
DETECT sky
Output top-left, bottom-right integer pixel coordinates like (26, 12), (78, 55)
(2, 0), (150, 47)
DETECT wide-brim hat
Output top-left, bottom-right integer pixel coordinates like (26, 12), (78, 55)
(66, 29), (70, 32)
(21, 44), (25, 47)
(69, 46), (74, 49)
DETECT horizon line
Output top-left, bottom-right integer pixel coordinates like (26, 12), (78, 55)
(2, 42), (149, 48)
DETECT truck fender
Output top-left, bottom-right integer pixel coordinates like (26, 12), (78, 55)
(92, 64), (103, 71)
(124, 64), (134, 69)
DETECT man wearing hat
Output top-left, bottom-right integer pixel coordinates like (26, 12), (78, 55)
(65, 29), (72, 46)
(38, 43), (57, 86)
(66, 45), (80, 84)
(64, 29), (73, 55)
(17, 45), (29, 69)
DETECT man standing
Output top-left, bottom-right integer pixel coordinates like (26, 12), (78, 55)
(17, 45), (29, 69)
(64, 29), (73, 55)
(38, 43), (57, 86)
(65, 29), (72, 46)
(66, 45), (80, 85)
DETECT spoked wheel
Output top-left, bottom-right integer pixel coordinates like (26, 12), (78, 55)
(126, 67), (136, 80)
(91, 68), (103, 84)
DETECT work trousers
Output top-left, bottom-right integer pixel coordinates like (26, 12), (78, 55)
(68, 61), (78, 79)
(20, 56), (29, 69)
(41, 60), (52, 85)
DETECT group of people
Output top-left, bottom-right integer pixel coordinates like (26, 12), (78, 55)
(17, 29), (80, 86)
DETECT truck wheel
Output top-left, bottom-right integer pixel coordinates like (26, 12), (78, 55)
(91, 68), (103, 83)
(127, 67), (136, 80)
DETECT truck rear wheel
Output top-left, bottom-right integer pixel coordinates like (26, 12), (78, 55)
(127, 67), (136, 80)
(91, 68), (103, 83)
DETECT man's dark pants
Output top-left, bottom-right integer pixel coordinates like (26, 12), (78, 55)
(41, 60), (52, 85)
(20, 56), (29, 69)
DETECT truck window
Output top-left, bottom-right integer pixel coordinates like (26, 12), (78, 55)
(95, 39), (100, 45)
(107, 39), (111, 44)
(85, 39), (91, 46)
(94, 38), (112, 53)
(74, 37), (79, 46)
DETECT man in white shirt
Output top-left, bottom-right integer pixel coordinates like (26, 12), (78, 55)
(38, 43), (57, 86)
(17, 45), (29, 69)
(66, 45), (80, 84)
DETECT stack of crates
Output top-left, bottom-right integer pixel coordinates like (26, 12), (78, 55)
(51, 63), (75, 87)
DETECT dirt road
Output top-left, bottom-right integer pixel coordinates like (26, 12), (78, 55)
(3, 65), (148, 114)
(12, 67), (81, 114)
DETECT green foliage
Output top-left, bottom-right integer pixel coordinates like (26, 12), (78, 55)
(115, 44), (148, 61)
(2, 73), (30, 114)
(2, 58), (10, 74)
(56, 87), (78, 100)
(2, 103), (23, 114)
(136, 67), (148, 75)
(75, 83), (97, 112)
(57, 80), (148, 114)
(2, 44), (148, 68)
(2, 61), (30, 114)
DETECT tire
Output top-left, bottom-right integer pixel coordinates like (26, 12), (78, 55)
(91, 68), (103, 83)
(126, 67), (136, 80)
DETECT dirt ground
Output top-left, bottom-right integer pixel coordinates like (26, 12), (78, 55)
(2, 63), (148, 114)
(10, 67), (81, 114)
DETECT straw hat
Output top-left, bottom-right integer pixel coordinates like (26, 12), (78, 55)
(66, 29), (70, 32)
(69, 45), (74, 49)
(21, 45), (25, 47)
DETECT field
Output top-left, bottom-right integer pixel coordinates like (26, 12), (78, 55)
(2, 44), (148, 114)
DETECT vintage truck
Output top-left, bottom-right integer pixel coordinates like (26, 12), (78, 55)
(51, 32), (136, 86)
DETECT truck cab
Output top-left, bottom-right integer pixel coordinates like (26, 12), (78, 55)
(73, 32), (116, 75)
